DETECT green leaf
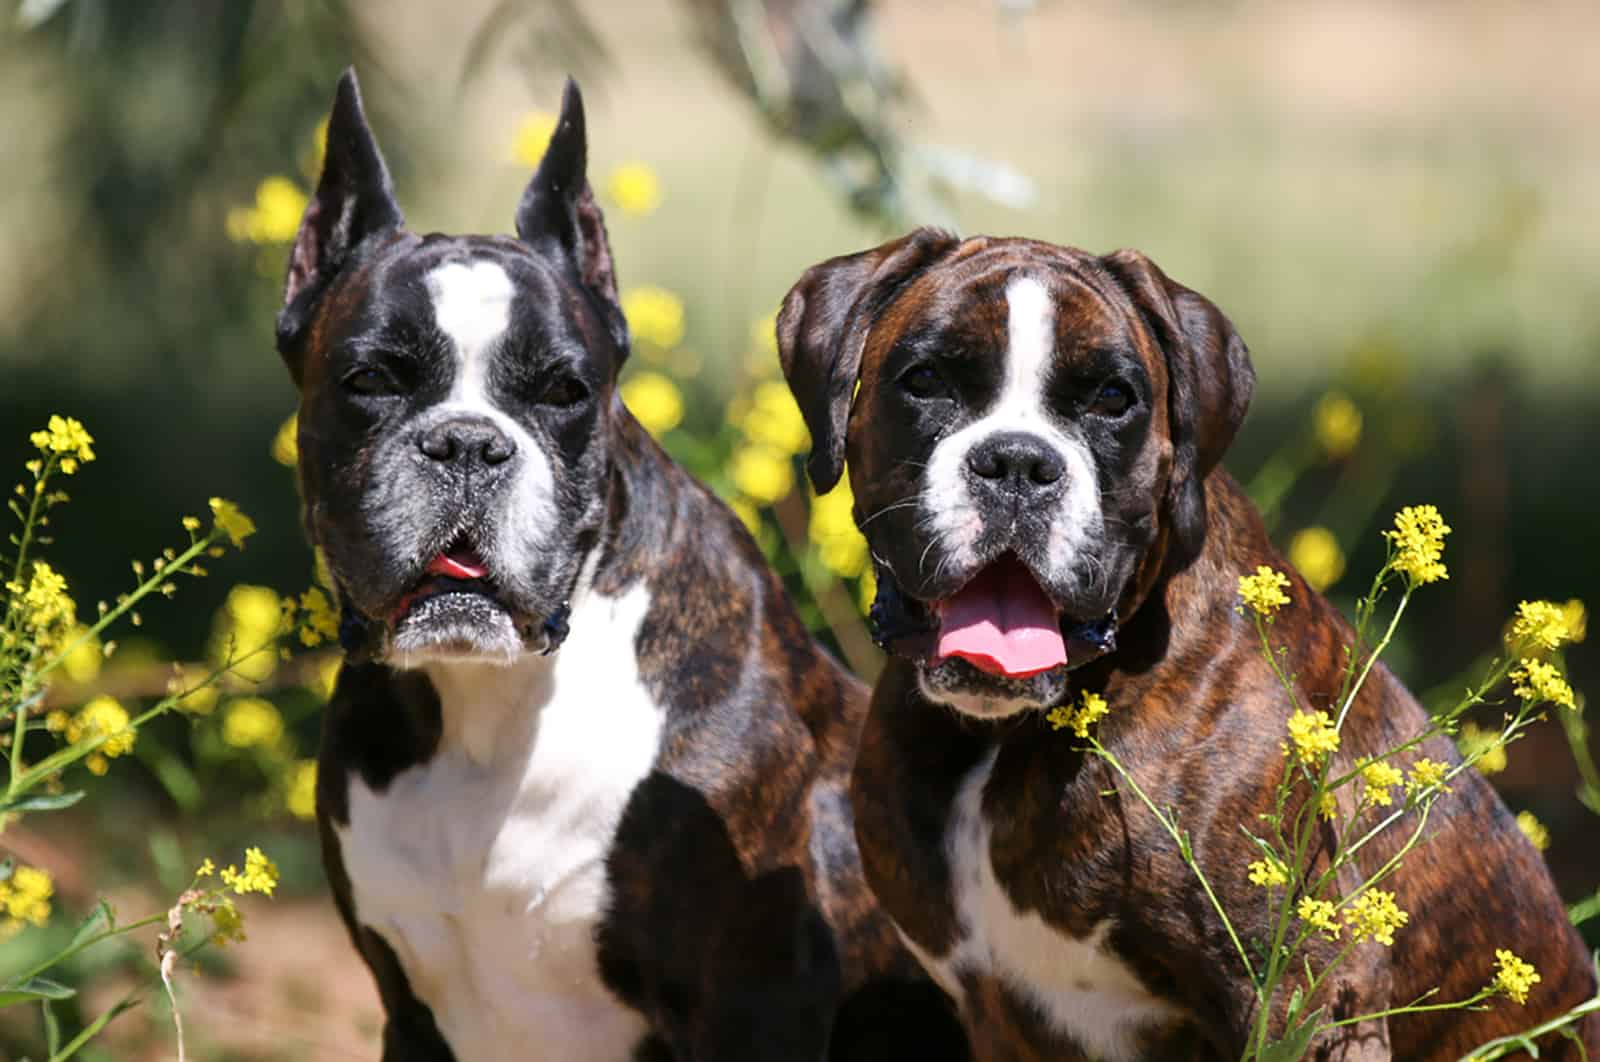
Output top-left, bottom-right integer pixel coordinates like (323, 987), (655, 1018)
(1257, 1005), (1323, 1062)
(0, 977), (77, 1007)
(42, 998), (61, 1056)
(67, 900), (115, 951)
(0, 791), (86, 814)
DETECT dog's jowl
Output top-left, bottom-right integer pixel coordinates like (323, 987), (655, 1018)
(776, 230), (1599, 1060)
(276, 71), (967, 1062)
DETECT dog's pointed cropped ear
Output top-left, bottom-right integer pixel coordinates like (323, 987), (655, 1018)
(1100, 249), (1255, 565)
(514, 79), (628, 357)
(776, 228), (959, 493)
(276, 68), (405, 379)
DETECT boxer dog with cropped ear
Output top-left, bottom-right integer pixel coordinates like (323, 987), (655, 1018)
(276, 71), (968, 1062)
(776, 229), (1598, 1060)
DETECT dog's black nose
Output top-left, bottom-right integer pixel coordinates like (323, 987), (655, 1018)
(418, 416), (516, 467)
(967, 432), (1064, 495)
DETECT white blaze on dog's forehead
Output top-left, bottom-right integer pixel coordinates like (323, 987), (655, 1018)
(1002, 274), (1055, 413)
(428, 259), (515, 378)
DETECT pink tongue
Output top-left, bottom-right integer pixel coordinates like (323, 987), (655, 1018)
(426, 551), (489, 580)
(936, 558), (1067, 678)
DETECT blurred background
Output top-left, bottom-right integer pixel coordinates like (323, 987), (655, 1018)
(2, 0), (1596, 1057)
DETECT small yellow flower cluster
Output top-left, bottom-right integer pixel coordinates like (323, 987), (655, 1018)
(621, 371), (685, 437)
(65, 695), (136, 775)
(1509, 599), (1578, 653)
(1285, 709), (1340, 767)
(511, 111), (558, 167)
(29, 414), (95, 473)
(1313, 393), (1362, 459)
(297, 587), (339, 648)
(1297, 896), (1340, 939)
(1405, 757), (1451, 795)
(1384, 505), (1450, 586)
(1046, 690), (1111, 739)
(0, 864), (54, 939)
(272, 412), (299, 468)
(210, 584), (284, 683)
(810, 479), (868, 579)
(1288, 527), (1344, 592)
(1344, 889), (1409, 946)
(1237, 566), (1291, 617)
(1458, 722), (1507, 775)
(1490, 948), (1540, 1005)
(1515, 811), (1550, 852)
(286, 759), (318, 821)
(225, 176), (308, 245)
(606, 162), (662, 217)
(1510, 659), (1576, 711)
(219, 847), (280, 898)
(1360, 761), (1404, 808)
(1247, 857), (1289, 888)
(622, 286), (686, 351)
(209, 497), (256, 550)
(222, 697), (285, 750)
(9, 561), (77, 654)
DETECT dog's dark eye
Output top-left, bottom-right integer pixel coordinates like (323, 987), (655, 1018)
(1091, 380), (1135, 418)
(900, 363), (948, 400)
(539, 373), (590, 408)
(343, 366), (398, 397)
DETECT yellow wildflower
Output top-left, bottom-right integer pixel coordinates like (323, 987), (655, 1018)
(621, 371), (685, 436)
(511, 111), (558, 167)
(730, 445), (794, 506)
(59, 624), (102, 683)
(1297, 896), (1340, 940)
(621, 286), (686, 350)
(729, 497), (761, 537)
(65, 695), (135, 773)
(1458, 723), (1507, 775)
(1515, 811), (1550, 852)
(1383, 505), (1450, 586)
(1510, 659), (1576, 711)
(312, 654), (342, 702)
(0, 864), (54, 936)
(1345, 889), (1408, 946)
(222, 697), (285, 750)
(298, 587), (339, 648)
(810, 479), (868, 580)
(210, 897), (246, 946)
(287, 759), (318, 821)
(1247, 858), (1289, 888)
(1045, 690), (1111, 739)
(1288, 527), (1345, 592)
(605, 162), (662, 217)
(1313, 393), (1362, 458)
(209, 497), (256, 549)
(742, 380), (810, 456)
(211, 584), (283, 682)
(195, 858), (215, 878)
(169, 664), (220, 716)
(17, 561), (76, 644)
(225, 176), (308, 245)
(29, 415), (95, 464)
(1508, 600), (1576, 653)
(1285, 709), (1340, 767)
(220, 847), (279, 898)
(1405, 756), (1452, 794)
(1318, 791), (1338, 821)
(1490, 949), (1540, 1005)
(1361, 761), (1404, 807)
(272, 412), (299, 467)
(1237, 566), (1291, 617)
(45, 710), (68, 733)
(858, 566), (876, 617)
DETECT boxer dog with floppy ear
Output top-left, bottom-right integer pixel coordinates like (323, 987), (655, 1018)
(777, 230), (1597, 1059)
(276, 71), (969, 1062)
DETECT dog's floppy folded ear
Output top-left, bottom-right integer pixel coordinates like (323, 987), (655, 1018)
(277, 68), (405, 380)
(1099, 249), (1255, 566)
(514, 79), (629, 358)
(777, 228), (958, 493)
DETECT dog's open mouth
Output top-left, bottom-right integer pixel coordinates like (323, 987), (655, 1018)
(933, 554), (1068, 679)
(390, 536), (504, 624)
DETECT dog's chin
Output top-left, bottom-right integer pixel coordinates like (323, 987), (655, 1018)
(389, 591), (528, 668)
(916, 657), (1070, 720)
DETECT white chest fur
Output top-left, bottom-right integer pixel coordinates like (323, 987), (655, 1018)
(335, 584), (661, 1061)
(904, 749), (1185, 1061)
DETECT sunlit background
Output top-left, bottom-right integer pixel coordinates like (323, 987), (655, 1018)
(2, 1), (1596, 1057)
